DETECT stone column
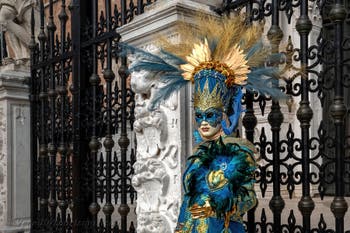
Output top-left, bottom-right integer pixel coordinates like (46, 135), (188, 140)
(118, 1), (215, 232)
(0, 65), (30, 233)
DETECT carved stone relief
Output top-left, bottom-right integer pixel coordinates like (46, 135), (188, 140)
(0, 0), (39, 61)
(0, 107), (6, 225)
(131, 45), (181, 232)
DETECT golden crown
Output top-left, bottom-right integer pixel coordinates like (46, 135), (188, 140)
(193, 80), (224, 110)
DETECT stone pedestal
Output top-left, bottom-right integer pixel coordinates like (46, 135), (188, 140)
(0, 67), (30, 233)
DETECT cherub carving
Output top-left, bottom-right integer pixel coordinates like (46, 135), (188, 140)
(0, 0), (39, 60)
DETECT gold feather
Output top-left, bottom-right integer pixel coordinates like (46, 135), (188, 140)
(157, 14), (276, 86)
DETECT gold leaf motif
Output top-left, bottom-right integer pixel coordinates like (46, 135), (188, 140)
(193, 81), (224, 110)
(206, 169), (228, 191)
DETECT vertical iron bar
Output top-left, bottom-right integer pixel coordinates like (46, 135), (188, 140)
(267, 0), (284, 232)
(137, 0), (143, 14)
(58, 0), (69, 232)
(103, 0), (115, 232)
(267, 102), (284, 233)
(29, 6), (37, 232)
(295, 1), (315, 232)
(47, 0), (58, 231)
(118, 53), (130, 233)
(117, 0), (131, 222)
(70, 0), (84, 232)
(38, 1), (49, 231)
(121, 0), (127, 26)
(329, 1), (348, 232)
(88, 0), (101, 232)
(57, 84), (67, 233)
(243, 92), (257, 233)
(245, 0), (253, 22)
(243, 2), (256, 233)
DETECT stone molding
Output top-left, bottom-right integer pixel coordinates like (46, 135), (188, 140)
(0, 68), (30, 233)
(118, 0), (216, 46)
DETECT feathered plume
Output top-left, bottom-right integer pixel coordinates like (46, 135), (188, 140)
(121, 15), (285, 112)
(120, 43), (188, 110)
(160, 14), (285, 99)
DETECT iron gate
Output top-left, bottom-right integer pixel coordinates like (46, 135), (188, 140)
(29, 0), (350, 233)
(216, 0), (350, 233)
(29, 0), (157, 232)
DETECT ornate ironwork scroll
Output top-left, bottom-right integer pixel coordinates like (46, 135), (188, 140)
(215, 0), (350, 232)
(29, 0), (150, 232)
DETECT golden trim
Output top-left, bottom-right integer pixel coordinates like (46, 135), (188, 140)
(206, 169), (228, 191)
(193, 81), (224, 110)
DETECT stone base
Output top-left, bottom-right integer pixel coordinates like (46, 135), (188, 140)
(0, 59), (30, 73)
(0, 225), (30, 233)
(0, 69), (30, 231)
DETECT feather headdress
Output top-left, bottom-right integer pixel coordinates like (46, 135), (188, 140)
(121, 15), (285, 134)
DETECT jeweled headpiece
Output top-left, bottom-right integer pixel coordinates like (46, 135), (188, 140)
(122, 15), (285, 134)
(193, 77), (224, 111)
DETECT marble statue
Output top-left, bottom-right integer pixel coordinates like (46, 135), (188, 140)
(0, 0), (38, 60)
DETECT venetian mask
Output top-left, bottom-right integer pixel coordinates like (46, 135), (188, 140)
(195, 107), (223, 140)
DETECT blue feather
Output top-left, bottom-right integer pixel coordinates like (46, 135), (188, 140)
(159, 49), (186, 65)
(208, 38), (219, 54)
(157, 74), (186, 83)
(120, 43), (166, 63)
(119, 43), (190, 110)
(245, 41), (263, 59)
(222, 87), (243, 135)
(148, 77), (188, 111)
(129, 61), (179, 72)
(193, 130), (203, 145)
(246, 68), (287, 100)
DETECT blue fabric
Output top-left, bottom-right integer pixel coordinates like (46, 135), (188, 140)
(175, 137), (257, 233)
(193, 130), (203, 144)
(221, 87), (243, 135)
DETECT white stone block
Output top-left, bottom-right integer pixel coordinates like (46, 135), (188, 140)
(0, 68), (30, 233)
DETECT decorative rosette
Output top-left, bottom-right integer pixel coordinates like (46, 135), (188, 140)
(180, 39), (250, 88)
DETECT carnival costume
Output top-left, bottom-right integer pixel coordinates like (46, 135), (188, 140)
(122, 16), (285, 233)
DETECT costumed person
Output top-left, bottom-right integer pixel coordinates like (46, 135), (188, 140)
(121, 15), (285, 233)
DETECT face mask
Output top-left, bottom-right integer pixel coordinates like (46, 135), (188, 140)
(194, 108), (223, 128)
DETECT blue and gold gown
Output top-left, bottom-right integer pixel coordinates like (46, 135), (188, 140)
(175, 136), (257, 233)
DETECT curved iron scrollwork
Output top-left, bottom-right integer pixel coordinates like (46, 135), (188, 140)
(30, 0), (153, 233)
(216, 0), (350, 232)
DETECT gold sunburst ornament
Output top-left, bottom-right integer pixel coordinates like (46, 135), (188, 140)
(180, 38), (250, 87)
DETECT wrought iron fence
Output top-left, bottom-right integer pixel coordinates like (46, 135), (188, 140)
(215, 0), (350, 233)
(30, 0), (156, 233)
